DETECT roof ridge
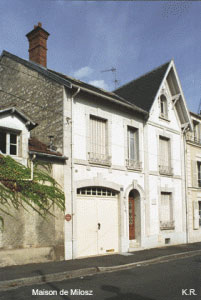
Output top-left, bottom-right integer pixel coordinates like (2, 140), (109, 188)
(114, 60), (171, 93)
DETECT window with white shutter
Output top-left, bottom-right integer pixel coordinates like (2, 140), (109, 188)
(159, 136), (172, 175)
(160, 192), (174, 230)
(89, 116), (110, 165)
(126, 127), (141, 170)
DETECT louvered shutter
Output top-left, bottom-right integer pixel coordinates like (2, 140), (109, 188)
(193, 201), (199, 230)
(191, 160), (198, 187)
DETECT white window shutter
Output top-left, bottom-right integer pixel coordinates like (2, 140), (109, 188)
(191, 160), (197, 187)
(193, 201), (199, 230)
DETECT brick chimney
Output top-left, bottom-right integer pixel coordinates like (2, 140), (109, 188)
(26, 22), (50, 68)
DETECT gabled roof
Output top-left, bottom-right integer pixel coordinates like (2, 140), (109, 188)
(0, 107), (37, 131)
(114, 61), (170, 112)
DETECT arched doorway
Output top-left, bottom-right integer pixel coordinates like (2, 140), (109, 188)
(128, 189), (141, 241)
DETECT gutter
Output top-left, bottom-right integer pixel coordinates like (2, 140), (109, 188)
(29, 151), (68, 161)
(71, 84), (148, 117)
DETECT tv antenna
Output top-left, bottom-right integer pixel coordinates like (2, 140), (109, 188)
(101, 67), (120, 89)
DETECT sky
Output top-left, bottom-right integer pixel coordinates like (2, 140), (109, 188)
(0, 0), (200, 113)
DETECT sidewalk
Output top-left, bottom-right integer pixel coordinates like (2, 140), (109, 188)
(0, 242), (201, 291)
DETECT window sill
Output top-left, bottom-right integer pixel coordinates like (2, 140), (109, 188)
(88, 159), (111, 167)
(159, 115), (170, 122)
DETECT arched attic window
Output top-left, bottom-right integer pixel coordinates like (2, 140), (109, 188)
(160, 94), (168, 119)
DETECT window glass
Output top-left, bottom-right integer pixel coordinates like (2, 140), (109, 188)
(199, 202), (201, 227)
(198, 162), (201, 188)
(160, 95), (168, 118)
(0, 131), (6, 154)
(128, 127), (139, 161)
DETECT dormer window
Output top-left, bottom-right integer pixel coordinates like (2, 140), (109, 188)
(160, 95), (168, 119)
(0, 129), (19, 156)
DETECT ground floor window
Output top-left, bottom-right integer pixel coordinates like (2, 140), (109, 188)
(160, 192), (174, 230)
(77, 187), (117, 197)
(199, 201), (201, 227)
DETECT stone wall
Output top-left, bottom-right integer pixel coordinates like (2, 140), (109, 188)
(0, 56), (64, 152)
(0, 160), (65, 266)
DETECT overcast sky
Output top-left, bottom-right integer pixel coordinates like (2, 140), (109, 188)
(0, 0), (200, 113)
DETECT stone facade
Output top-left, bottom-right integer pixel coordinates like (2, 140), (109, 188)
(0, 54), (64, 152)
(0, 110), (65, 267)
(186, 112), (201, 242)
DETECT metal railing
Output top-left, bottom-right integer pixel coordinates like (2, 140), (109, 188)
(186, 132), (201, 145)
(88, 152), (111, 166)
(126, 159), (142, 170)
(159, 165), (173, 176)
(160, 220), (175, 230)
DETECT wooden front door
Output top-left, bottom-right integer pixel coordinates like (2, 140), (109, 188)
(129, 197), (135, 240)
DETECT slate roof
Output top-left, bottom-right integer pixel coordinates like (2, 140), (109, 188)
(0, 50), (147, 116)
(114, 61), (171, 112)
(48, 69), (147, 116)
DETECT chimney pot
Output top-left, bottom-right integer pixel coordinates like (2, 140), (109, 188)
(26, 23), (49, 68)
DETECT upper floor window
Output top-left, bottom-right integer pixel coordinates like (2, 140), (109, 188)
(160, 95), (168, 119)
(160, 192), (174, 230)
(89, 115), (110, 165)
(159, 136), (172, 175)
(126, 126), (141, 170)
(193, 121), (201, 143)
(0, 129), (19, 156)
(197, 162), (201, 188)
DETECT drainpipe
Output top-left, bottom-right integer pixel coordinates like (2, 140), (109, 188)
(182, 125), (189, 244)
(30, 154), (36, 180)
(70, 87), (80, 259)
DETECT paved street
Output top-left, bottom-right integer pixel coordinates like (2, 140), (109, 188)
(0, 255), (200, 300)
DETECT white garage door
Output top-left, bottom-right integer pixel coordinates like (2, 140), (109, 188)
(76, 187), (119, 258)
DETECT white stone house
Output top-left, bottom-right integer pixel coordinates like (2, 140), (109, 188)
(58, 60), (192, 259)
(115, 61), (192, 250)
(0, 23), (195, 264)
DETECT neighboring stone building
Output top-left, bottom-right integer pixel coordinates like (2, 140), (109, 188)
(0, 22), (196, 265)
(186, 112), (201, 243)
(0, 107), (66, 266)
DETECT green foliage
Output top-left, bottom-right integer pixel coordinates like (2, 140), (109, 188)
(0, 155), (65, 230)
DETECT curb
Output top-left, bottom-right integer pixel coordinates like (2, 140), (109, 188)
(97, 249), (201, 272)
(0, 249), (200, 291)
(0, 267), (99, 291)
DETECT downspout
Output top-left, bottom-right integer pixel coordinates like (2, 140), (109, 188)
(182, 124), (189, 244)
(71, 87), (80, 259)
